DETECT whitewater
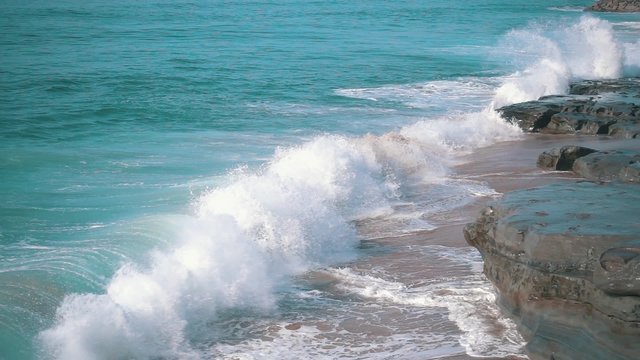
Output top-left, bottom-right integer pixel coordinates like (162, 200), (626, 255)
(1, 1), (639, 359)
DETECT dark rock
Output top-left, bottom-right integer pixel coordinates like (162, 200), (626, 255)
(587, 0), (640, 12)
(572, 150), (640, 182)
(542, 113), (607, 135)
(569, 78), (640, 96)
(464, 182), (640, 360)
(608, 120), (640, 138)
(536, 146), (598, 170)
(497, 98), (565, 132)
(498, 79), (640, 136)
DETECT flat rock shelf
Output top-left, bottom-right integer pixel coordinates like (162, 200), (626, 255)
(464, 77), (640, 359)
(464, 182), (640, 360)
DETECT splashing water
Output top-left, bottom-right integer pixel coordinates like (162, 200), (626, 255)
(493, 16), (627, 107)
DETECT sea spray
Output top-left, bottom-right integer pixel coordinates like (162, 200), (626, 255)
(39, 137), (393, 359)
(494, 16), (627, 107)
(623, 40), (640, 76)
(564, 16), (623, 78)
(339, 16), (634, 112)
(39, 116), (521, 359)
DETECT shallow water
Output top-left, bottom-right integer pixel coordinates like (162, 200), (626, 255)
(1, 1), (639, 359)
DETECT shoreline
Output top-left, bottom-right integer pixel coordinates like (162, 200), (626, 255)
(459, 77), (640, 359)
(420, 133), (640, 249)
(405, 132), (639, 359)
(342, 134), (635, 360)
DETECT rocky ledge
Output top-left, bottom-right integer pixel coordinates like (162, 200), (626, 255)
(537, 146), (640, 183)
(498, 78), (640, 138)
(464, 181), (640, 359)
(468, 76), (640, 360)
(587, 0), (640, 12)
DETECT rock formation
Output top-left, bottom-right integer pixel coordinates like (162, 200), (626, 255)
(536, 146), (640, 183)
(498, 79), (640, 138)
(573, 150), (640, 183)
(469, 77), (640, 356)
(464, 182), (640, 359)
(536, 146), (598, 171)
(470, 68), (640, 360)
(587, 0), (640, 12)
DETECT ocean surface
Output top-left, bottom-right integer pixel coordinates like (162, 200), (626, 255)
(1, 1), (639, 359)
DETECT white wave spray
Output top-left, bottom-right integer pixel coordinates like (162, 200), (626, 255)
(39, 118), (518, 359)
(493, 15), (631, 108)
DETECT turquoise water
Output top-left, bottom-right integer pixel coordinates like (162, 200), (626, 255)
(1, 1), (639, 359)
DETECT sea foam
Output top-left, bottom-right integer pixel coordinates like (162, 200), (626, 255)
(328, 265), (526, 358)
(493, 16), (627, 107)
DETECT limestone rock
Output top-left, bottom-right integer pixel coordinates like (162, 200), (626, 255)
(608, 121), (640, 138)
(543, 113), (612, 135)
(536, 146), (598, 170)
(572, 150), (640, 183)
(464, 182), (640, 359)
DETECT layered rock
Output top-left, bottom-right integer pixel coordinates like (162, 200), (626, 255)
(464, 182), (640, 359)
(573, 150), (640, 183)
(587, 0), (640, 12)
(536, 146), (598, 171)
(536, 146), (640, 183)
(498, 79), (640, 138)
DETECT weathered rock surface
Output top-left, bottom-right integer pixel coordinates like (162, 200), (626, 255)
(498, 79), (640, 137)
(536, 146), (598, 170)
(587, 0), (640, 12)
(464, 182), (640, 360)
(570, 79), (640, 96)
(573, 150), (640, 183)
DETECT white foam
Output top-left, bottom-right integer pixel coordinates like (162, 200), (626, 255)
(212, 320), (461, 360)
(547, 6), (585, 12)
(400, 107), (521, 152)
(614, 21), (640, 31)
(564, 16), (623, 79)
(339, 17), (634, 111)
(493, 16), (628, 108)
(328, 266), (527, 358)
(336, 78), (499, 112)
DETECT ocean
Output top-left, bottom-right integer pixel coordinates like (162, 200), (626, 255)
(1, 0), (639, 359)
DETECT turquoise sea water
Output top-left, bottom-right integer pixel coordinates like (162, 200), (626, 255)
(1, 1), (639, 359)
